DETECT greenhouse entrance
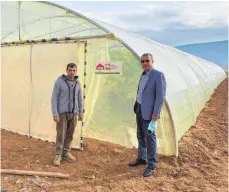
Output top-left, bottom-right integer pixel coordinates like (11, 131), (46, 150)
(1, 40), (87, 150)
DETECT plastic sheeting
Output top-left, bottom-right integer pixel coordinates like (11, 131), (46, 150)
(94, 20), (226, 150)
(1, 1), (107, 42)
(1, 1), (226, 156)
(2, 45), (31, 135)
(74, 38), (176, 155)
(1, 39), (176, 155)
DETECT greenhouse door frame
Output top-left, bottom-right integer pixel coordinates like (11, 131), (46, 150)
(1, 39), (88, 151)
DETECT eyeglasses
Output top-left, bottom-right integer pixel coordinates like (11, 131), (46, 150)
(141, 59), (150, 63)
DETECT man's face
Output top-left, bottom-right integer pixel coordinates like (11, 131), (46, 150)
(141, 55), (153, 72)
(66, 67), (77, 78)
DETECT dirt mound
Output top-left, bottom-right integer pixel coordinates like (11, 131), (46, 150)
(1, 77), (228, 192)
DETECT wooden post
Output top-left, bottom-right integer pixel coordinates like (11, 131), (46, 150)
(1, 169), (70, 179)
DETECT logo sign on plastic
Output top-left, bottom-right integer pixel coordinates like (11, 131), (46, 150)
(95, 61), (122, 74)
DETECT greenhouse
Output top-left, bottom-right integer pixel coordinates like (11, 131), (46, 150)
(1, 1), (226, 156)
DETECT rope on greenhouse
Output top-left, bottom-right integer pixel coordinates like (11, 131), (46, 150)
(79, 41), (88, 151)
(1, 33), (114, 47)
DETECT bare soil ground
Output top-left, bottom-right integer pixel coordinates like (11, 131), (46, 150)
(1, 77), (228, 192)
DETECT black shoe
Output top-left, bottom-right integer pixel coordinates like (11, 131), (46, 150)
(128, 158), (147, 167)
(143, 166), (155, 177)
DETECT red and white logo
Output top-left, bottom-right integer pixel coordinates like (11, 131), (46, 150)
(95, 61), (122, 74)
(96, 63), (105, 71)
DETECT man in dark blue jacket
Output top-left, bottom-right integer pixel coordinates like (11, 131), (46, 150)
(129, 53), (166, 177)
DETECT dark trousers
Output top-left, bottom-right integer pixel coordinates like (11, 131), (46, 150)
(136, 104), (157, 168)
(55, 113), (78, 155)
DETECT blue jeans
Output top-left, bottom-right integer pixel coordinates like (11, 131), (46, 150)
(136, 104), (157, 168)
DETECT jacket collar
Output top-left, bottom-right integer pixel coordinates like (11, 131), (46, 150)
(62, 74), (79, 81)
(142, 68), (153, 75)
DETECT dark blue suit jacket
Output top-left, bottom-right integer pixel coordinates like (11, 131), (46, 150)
(134, 69), (166, 120)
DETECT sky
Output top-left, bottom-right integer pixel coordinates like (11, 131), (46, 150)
(55, 1), (228, 46)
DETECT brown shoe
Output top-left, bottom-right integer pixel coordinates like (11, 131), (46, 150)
(53, 154), (62, 166)
(63, 152), (76, 163)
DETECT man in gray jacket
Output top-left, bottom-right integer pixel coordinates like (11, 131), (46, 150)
(129, 53), (166, 177)
(51, 63), (83, 166)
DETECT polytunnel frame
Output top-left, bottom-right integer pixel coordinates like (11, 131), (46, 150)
(2, 1), (178, 156)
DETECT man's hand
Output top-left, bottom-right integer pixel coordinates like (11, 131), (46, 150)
(152, 115), (158, 121)
(53, 116), (60, 123)
(78, 116), (84, 121)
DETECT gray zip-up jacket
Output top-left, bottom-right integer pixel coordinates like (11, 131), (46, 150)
(51, 75), (83, 117)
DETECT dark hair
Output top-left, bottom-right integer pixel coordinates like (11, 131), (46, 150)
(66, 63), (77, 70)
(141, 53), (153, 59)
